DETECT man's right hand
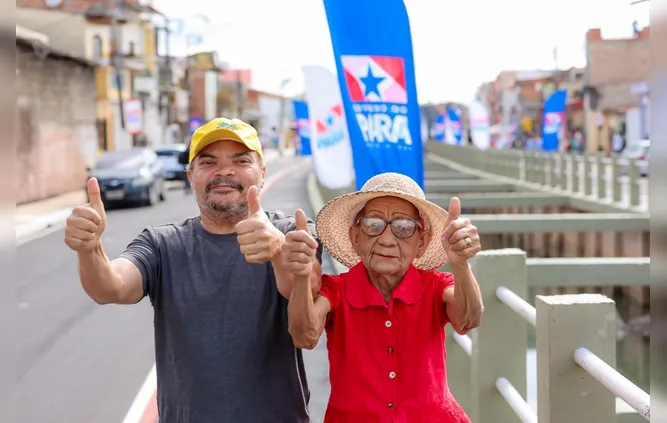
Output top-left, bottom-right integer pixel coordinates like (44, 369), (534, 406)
(65, 178), (107, 252)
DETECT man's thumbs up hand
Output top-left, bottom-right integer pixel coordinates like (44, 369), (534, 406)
(246, 185), (262, 217)
(283, 209), (318, 276)
(64, 178), (107, 253)
(295, 208), (310, 232)
(235, 185), (283, 264)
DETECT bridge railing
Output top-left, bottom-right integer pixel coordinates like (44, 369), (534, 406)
(447, 248), (650, 423)
(426, 143), (648, 210)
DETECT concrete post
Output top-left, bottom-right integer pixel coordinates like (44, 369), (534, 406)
(537, 153), (547, 186)
(611, 158), (622, 203)
(583, 156), (593, 196)
(524, 151), (535, 182)
(560, 154), (569, 191)
(519, 151), (527, 181)
(470, 249), (528, 423)
(572, 156), (581, 194)
(536, 294), (617, 423)
(445, 325), (471, 414)
(595, 156), (606, 200)
(628, 160), (641, 207)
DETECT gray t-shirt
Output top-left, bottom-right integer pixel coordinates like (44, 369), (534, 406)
(119, 212), (323, 423)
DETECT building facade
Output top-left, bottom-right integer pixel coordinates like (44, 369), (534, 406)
(584, 27), (650, 152)
(16, 28), (98, 204)
(16, 0), (166, 152)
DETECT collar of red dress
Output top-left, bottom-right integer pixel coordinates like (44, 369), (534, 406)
(344, 262), (424, 308)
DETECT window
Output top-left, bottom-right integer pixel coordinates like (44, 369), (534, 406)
(92, 35), (103, 61)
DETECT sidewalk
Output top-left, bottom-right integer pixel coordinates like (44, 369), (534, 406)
(16, 189), (87, 241)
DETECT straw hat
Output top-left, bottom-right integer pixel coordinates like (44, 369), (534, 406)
(316, 172), (449, 271)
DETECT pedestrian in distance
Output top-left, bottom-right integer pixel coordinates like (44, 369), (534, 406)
(64, 117), (323, 423)
(282, 172), (484, 423)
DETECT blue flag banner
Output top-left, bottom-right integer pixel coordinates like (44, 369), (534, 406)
(323, 0), (424, 190)
(189, 116), (203, 136)
(541, 89), (568, 152)
(433, 114), (445, 143)
(445, 107), (463, 145)
(292, 100), (312, 156)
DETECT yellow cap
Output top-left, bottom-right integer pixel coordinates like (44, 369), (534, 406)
(189, 117), (264, 164)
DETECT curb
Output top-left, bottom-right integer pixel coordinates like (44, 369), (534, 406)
(306, 171), (348, 275)
(16, 208), (74, 244)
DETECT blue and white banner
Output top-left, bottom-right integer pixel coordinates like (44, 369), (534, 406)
(445, 107), (463, 145)
(323, 0), (424, 189)
(302, 65), (355, 189)
(541, 89), (568, 152)
(469, 100), (491, 150)
(292, 100), (312, 156)
(432, 114), (446, 143)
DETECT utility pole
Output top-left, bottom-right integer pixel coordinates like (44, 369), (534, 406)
(236, 71), (244, 119)
(276, 78), (290, 155)
(163, 19), (172, 127)
(109, 0), (125, 129)
(552, 46), (559, 93)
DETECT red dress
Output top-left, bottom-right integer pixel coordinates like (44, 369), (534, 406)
(317, 263), (471, 423)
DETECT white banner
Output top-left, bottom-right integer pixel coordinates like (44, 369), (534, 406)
(302, 65), (355, 189)
(469, 100), (491, 150)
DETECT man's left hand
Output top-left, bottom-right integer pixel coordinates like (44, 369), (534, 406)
(441, 197), (482, 266)
(235, 185), (285, 264)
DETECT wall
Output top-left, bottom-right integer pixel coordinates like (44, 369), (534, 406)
(257, 94), (292, 146)
(585, 28), (650, 87)
(16, 42), (98, 204)
(584, 27), (649, 153)
(15, 8), (87, 57)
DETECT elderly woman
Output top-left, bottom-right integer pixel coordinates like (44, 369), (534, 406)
(282, 172), (483, 423)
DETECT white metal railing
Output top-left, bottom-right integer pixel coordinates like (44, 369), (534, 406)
(492, 286), (537, 422)
(451, 331), (472, 356)
(574, 347), (651, 421)
(496, 377), (538, 423)
(496, 286), (536, 327)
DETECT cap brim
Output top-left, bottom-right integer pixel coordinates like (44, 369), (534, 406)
(189, 128), (259, 163)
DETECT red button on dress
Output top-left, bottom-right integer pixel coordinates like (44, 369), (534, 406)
(317, 262), (471, 423)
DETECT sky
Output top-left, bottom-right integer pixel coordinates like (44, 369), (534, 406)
(152, 0), (650, 105)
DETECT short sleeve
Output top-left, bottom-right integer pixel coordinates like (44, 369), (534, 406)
(318, 274), (344, 317)
(118, 228), (160, 305)
(269, 212), (323, 264)
(431, 271), (455, 325)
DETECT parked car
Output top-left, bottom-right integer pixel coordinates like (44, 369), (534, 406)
(155, 143), (188, 182)
(621, 139), (649, 177)
(89, 148), (166, 207)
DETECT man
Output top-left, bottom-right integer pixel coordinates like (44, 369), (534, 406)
(64, 117), (323, 422)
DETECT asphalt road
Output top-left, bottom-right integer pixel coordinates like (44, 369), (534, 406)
(7, 155), (333, 423)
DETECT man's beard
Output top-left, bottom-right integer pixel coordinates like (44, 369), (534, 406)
(197, 177), (251, 225)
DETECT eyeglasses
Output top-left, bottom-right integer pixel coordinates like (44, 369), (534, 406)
(357, 216), (422, 239)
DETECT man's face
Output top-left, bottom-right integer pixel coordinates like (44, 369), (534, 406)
(187, 140), (265, 219)
(349, 196), (431, 278)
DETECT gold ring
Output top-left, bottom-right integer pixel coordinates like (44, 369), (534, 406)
(464, 237), (472, 248)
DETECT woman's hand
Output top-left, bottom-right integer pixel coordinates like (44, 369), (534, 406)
(441, 197), (482, 266)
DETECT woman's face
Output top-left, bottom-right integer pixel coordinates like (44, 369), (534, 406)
(349, 196), (431, 279)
